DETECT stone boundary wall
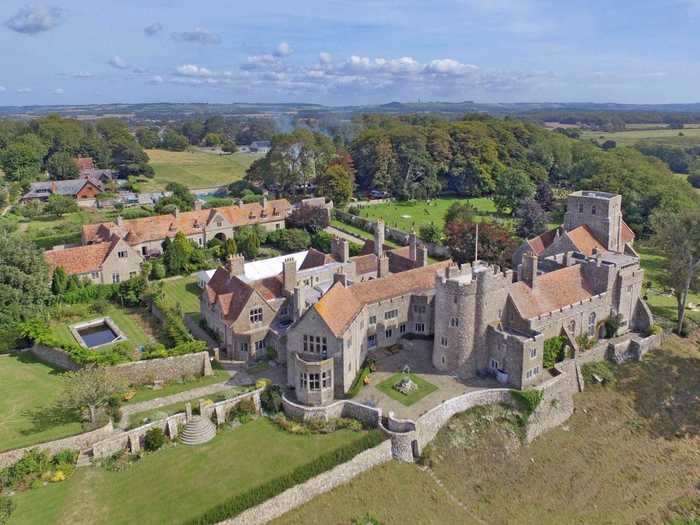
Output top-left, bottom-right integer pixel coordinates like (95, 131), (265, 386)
(201, 388), (263, 424)
(221, 440), (393, 525)
(0, 421), (113, 469)
(282, 395), (382, 427)
(28, 344), (212, 386)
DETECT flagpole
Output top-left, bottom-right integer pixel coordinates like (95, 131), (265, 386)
(474, 222), (479, 262)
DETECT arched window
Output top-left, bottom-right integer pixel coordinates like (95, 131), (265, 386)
(591, 204), (597, 215)
(568, 319), (576, 334)
(588, 312), (596, 336)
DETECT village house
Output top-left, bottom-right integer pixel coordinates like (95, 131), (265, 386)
(81, 198), (291, 257)
(21, 178), (103, 207)
(284, 191), (653, 406)
(44, 234), (143, 284)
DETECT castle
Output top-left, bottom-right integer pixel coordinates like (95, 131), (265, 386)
(201, 190), (653, 407)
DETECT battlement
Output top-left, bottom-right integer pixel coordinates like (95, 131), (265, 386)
(533, 291), (608, 322)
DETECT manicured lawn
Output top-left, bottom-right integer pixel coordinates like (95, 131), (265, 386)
(376, 372), (438, 406)
(160, 275), (202, 315)
(354, 197), (498, 233)
(50, 305), (159, 352)
(141, 148), (263, 191)
(0, 355), (82, 452)
(126, 364), (231, 405)
(8, 418), (371, 525)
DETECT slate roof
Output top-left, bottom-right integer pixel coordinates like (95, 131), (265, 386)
(509, 265), (595, 319)
(82, 199), (291, 246)
(22, 178), (102, 200)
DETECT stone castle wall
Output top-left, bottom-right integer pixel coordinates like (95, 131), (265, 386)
(282, 395), (382, 427)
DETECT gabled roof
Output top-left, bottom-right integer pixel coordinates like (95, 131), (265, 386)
(565, 225), (606, 256)
(82, 199), (291, 245)
(509, 265), (595, 320)
(299, 248), (339, 270)
(23, 178), (102, 199)
(621, 221), (635, 244)
(44, 236), (120, 275)
(527, 228), (559, 255)
(351, 253), (378, 275)
(313, 282), (364, 337)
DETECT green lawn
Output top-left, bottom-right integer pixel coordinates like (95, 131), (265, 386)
(5, 209), (109, 249)
(126, 364), (231, 405)
(376, 372), (438, 406)
(580, 126), (700, 147)
(160, 275), (202, 315)
(0, 355), (82, 452)
(354, 197), (498, 233)
(8, 418), (370, 525)
(50, 305), (159, 353)
(141, 148), (263, 191)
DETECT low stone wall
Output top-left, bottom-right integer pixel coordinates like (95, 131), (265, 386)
(29, 344), (81, 371)
(222, 440), (393, 525)
(92, 414), (187, 459)
(109, 351), (213, 386)
(201, 389), (263, 425)
(0, 421), (113, 469)
(282, 395), (382, 427)
(525, 364), (578, 443)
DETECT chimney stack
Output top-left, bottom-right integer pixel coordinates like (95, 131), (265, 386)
(331, 236), (349, 263)
(374, 220), (385, 258)
(174, 207), (180, 218)
(409, 230), (418, 261)
(50, 181), (57, 193)
(417, 245), (428, 267)
(521, 254), (538, 288)
(378, 254), (389, 278)
(226, 254), (245, 278)
(293, 286), (306, 320)
(282, 257), (297, 293)
(116, 215), (124, 227)
(194, 200), (203, 211)
(333, 269), (348, 286)
(262, 191), (268, 208)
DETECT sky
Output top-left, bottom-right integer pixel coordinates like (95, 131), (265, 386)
(1, 0), (700, 107)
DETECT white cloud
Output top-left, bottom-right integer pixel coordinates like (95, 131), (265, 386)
(274, 41), (293, 57)
(17, 88), (32, 94)
(175, 64), (216, 77)
(5, 6), (62, 35)
(424, 58), (478, 76)
(171, 27), (221, 45)
(144, 22), (163, 36)
(53, 88), (64, 94)
(108, 56), (129, 69)
(148, 75), (164, 85)
(319, 52), (333, 65)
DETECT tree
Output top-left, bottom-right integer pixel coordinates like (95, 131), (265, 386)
(444, 219), (517, 268)
(60, 366), (126, 424)
(135, 127), (161, 149)
(601, 140), (617, 150)
(161, 129), (190, 152)
(515, 198), (549, 239)
(418, 223), (441, 244)
(444, 201), (476, 225)
(221, 139), (238, 154)
(0, 135), (47, 183)
(236, 227), (261, 259)
(493, 168), (536, 215)
(286, 205), (330, 234)
(163, 232), (194, 275)
(266, 228), (311, 252)
(46, 151), (79, 180)
(51, 267), (68, 295)
(155, 182), (195, 213)
(203, 132), (222, 147)
(46, 194), (78, 217)
(535, 181), (554, 211)
(317, 163), (354, 206)
(651, 208), (700, 334)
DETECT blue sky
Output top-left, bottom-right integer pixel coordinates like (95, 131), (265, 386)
(1, 0), (699, 106)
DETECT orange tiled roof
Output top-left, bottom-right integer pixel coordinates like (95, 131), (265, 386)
(82, 199), (291, 246)
(313, 260), (452, 336)
(351, 253), (378, 275)
(44, 242), (113, 275)
(527, 228), (559, 255)
(621, 221), (635, 244)
(566, 225), (606, 256)
(509, 265), (595, 319)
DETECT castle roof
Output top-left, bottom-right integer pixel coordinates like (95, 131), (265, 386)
(509, 264), (595, 320)
(565, 225), (606, 256)
(526, 228), (559, 255)
(82, 199), (291, 246)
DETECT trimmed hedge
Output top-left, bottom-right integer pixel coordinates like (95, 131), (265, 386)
(347, 366), (370, 398)
(183, 430), (385, 524)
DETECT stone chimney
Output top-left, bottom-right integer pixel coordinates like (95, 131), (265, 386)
(262, 191), (268, 208)
(563, 250), (574, 267)
(521, 254), (538, 288)
(378, 254), (389, 278)
(333, 269), (348, 286)
(226, 254), (245, 278)
(194, 200), (203, 211)
(594, 248), (602, 267)
(293, 286), (306, 320)
(374, 220), (385, 258)
(282, 257), (297, 293)
(409, 230), (418, 261)
(417, 245), (428, 267)
(174, 207), (180, 218)
(331, 236), (349, 263)
(116, 215), (124, 227)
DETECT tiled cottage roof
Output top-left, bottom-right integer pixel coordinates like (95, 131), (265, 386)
(509, 265), (595, 319)
(44, 240), (115, 275)
(82, 199), (291, 246)
(74, 157), (94, 171)
(527, 228), (559, 255)
(565, 225), (607, 256)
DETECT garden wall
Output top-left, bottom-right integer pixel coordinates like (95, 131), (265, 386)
(0, 421), (113, 469)
(282, 395), (382, 427)
(29, 344), (81, 371)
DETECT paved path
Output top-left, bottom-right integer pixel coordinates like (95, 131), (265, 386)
(324, 225), (366, 245)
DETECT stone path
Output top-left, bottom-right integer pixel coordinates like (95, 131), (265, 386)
(324, 225), (366, 245)
(421, 466), (488, 525)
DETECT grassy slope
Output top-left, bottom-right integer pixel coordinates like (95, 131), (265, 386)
(0, 355), (82, 452)
(274, 335), (700, 525)
(141, 148), (262, 191)
(8, 419), (369, 525)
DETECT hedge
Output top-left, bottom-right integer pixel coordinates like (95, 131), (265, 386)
(32, 232), (82, 250)
(347, 366), (370, 398)
(183, 430), (385, 524)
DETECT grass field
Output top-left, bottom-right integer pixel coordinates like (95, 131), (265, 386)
(274, 335), (700, 525)
(376, 373), (438, 406)
(581, 126), (700, 147)
(8, 419), (371, 525)
(0, 355), (82, 452)
(160, 275), (201, 315)
(141, 148), (263, 191)
(354, 197), (499, 232)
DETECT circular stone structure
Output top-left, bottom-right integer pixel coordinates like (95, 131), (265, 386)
(179, 416), (216, 445)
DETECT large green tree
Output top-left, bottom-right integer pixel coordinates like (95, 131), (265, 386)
(47, 151), (79, 180)
(317, 163), (354, 206)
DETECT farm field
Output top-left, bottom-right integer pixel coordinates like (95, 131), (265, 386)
(8, 419), (373, 525)
(354, 197), (499, 232)
(274, 335), (700, 525)
(581, 126), (700, 147)
(0, 355), (83, 452)
(141, 148), (263, 191)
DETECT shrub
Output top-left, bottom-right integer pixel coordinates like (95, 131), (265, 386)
(183, 431), (385, 524)
(255, 378), (272, 390)
(144, 427), (166, 451)
(0, 495), (15, 524)
(265, 228), (310, 252)
(543, 336), (567, 369)
(645, 324), (663, 336)
(0, 449), (52, 491)
(511, 389), (544, 416)
(265, 346), (278, 362)
(150, 261), (167, 280)
(236, 398), (257, 415)
(604, 314), (622, 338)
(347, 365), (371, 398)
(260, 385), (283, 414)
(576, 334), (595, 351)
(52, 449), (78, 465)
(581, 361), (616, 386)
(90, 298), (111, 315)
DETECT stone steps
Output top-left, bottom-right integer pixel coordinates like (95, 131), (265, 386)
(179, 416), (217, 445)
(76, 449), (93, 468)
